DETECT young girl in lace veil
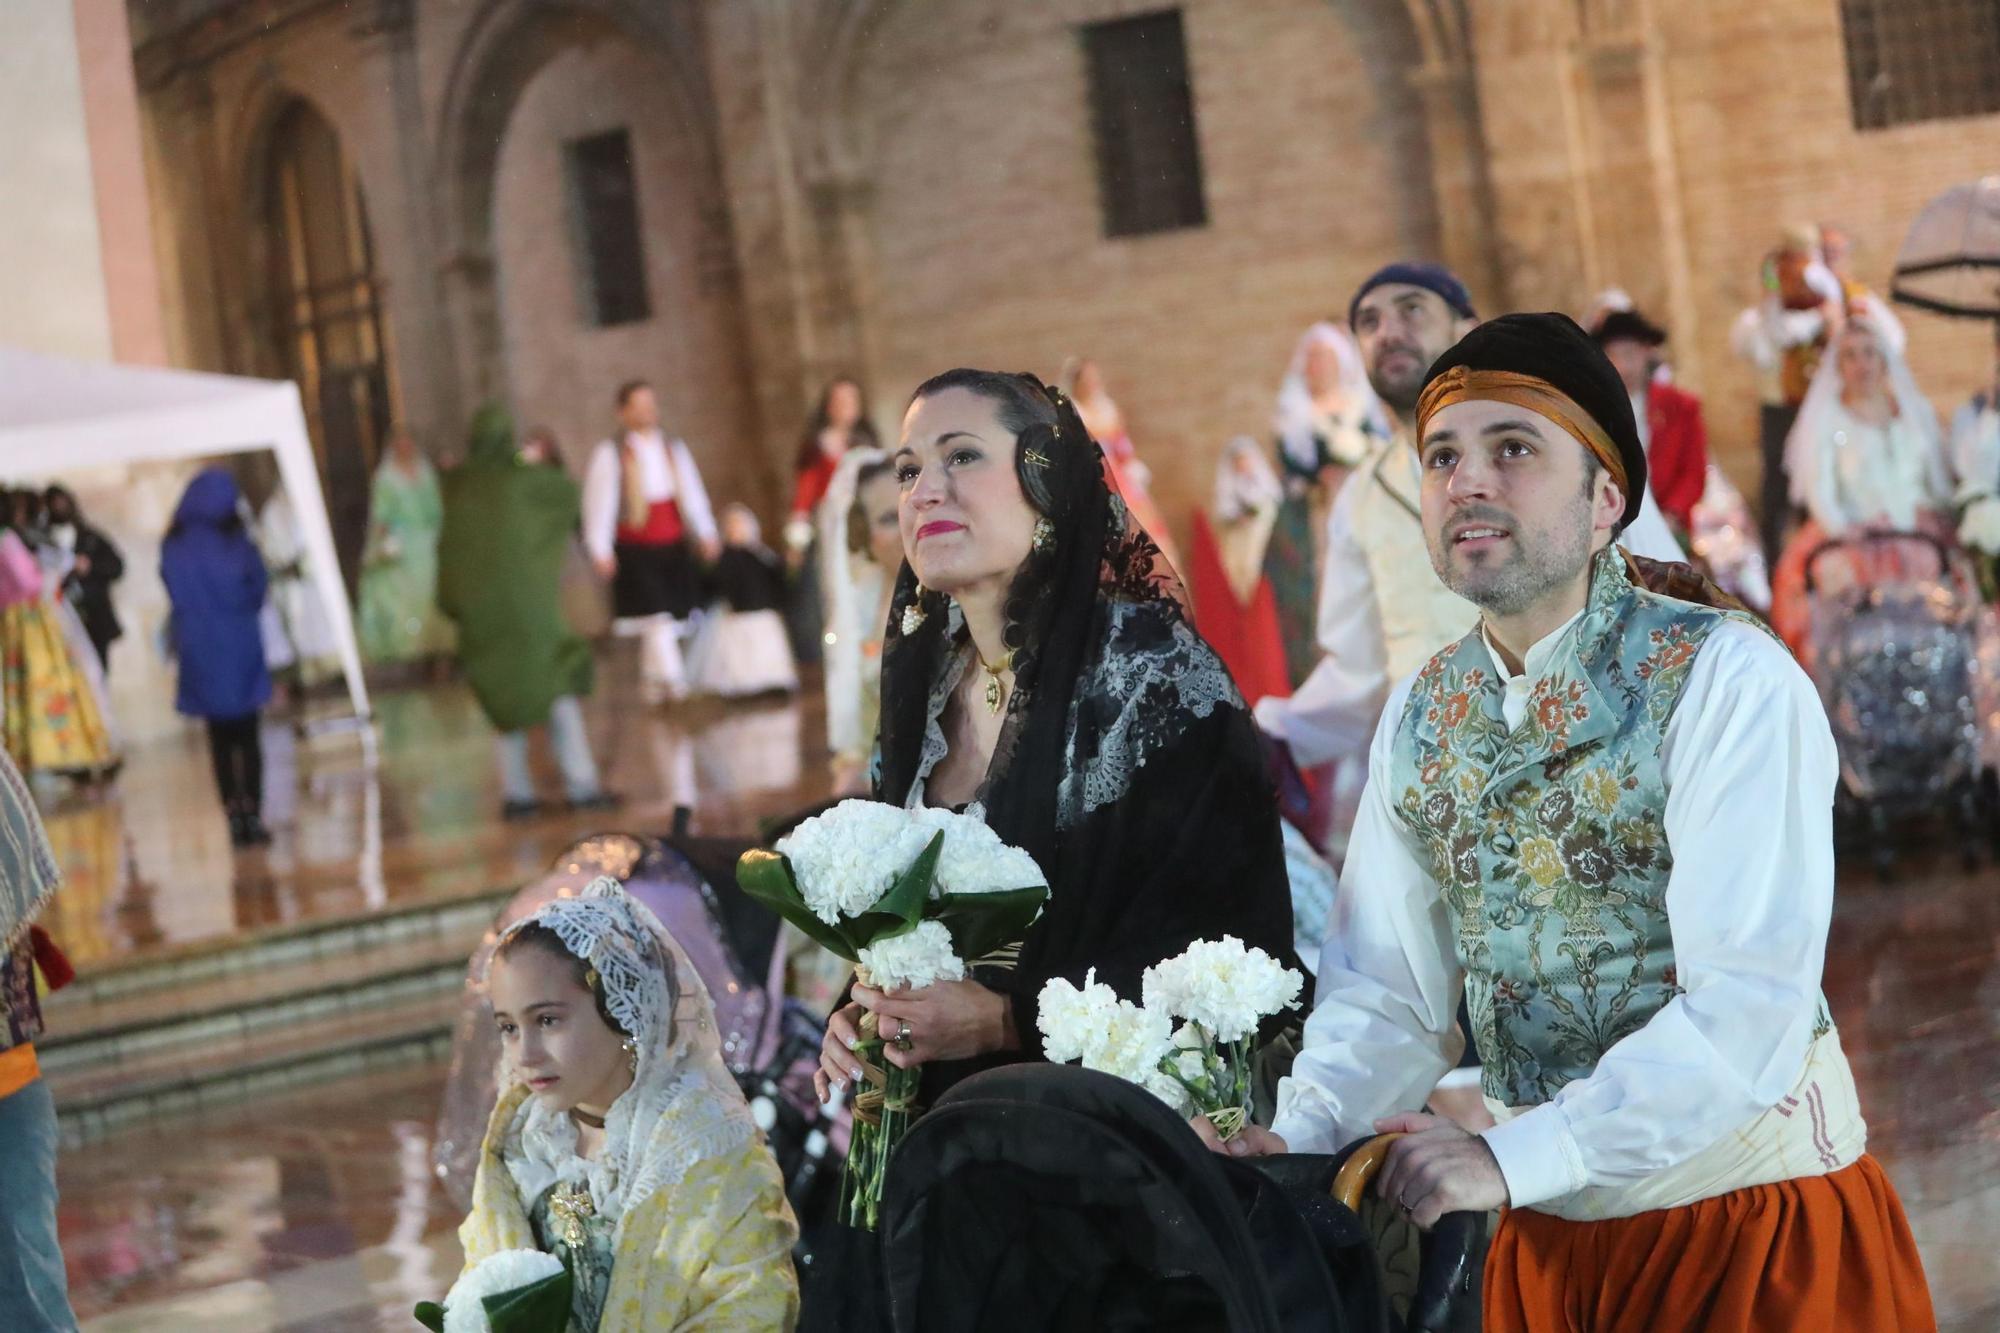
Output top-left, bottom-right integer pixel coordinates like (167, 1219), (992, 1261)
(459, 879), (799, 1331)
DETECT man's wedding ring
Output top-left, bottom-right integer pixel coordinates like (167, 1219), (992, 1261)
(894, 1020), (913, 1051)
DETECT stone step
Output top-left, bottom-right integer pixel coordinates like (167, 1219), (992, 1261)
(49, 990), (463, 1149)
(36, 938), (476, 1079)
(50, 884), (513, 1008)
(38, 884), (518, 1147)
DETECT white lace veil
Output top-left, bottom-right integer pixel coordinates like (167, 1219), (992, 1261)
(1272, 322), (1385, 474)
(1783, 317), (1945, 521)
(819, 446), (891, 765)
(494, 877), (758, 1231)
(1211, 435), (1283, 523)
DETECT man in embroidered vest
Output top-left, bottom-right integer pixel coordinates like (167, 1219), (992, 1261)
(583, 380), (721, 704)
(1222, 313), (1935, 1330)
(0, 748), (76, 1329)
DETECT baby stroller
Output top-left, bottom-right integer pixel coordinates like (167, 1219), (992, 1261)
(1805, 532), (1999, 874)
(430, 825), (842, 1230)
(880, 1065), (1481, 1333)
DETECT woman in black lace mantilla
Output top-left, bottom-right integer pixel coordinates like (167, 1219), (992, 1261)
(802, 370), (1297, 1322)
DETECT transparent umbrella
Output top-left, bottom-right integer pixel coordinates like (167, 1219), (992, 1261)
(1891, 176), (2000, 318)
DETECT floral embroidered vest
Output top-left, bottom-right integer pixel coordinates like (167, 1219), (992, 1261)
(1388, 552), (1751, 1107)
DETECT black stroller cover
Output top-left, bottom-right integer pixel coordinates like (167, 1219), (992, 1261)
(881, 1064), (1437, 1333)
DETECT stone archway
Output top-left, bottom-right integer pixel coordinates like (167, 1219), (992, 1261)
(433, 0), (736, 412)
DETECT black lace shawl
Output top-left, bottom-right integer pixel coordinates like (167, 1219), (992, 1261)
(873, 380), (1298, 1101)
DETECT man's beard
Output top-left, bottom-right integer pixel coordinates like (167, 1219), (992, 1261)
(1429, 494), (1595, 617)
(1367, 343), (1431, 414)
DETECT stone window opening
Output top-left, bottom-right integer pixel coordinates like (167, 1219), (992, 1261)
(1080, 9), (1209, 239)
(564, 128), (653, 327)
(1840, 0), (2000, 131)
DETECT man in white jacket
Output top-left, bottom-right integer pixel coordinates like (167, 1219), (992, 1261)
(583, 381), (720, 703)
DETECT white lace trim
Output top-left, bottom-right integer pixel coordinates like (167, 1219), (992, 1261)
(1058, 608), (1238, 822)
(906, 601), (1238, 828)
(493, 878), (759, 1232)
(908, 604), (968, 809)
(504, 1066), (756, 1230)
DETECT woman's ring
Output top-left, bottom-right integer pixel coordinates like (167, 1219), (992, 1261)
(894, 1020), (913, 1050)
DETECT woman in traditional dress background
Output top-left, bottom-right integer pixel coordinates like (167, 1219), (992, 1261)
(1061, 357), (1182, 571)
(1186, 436), (1291, 706)
(784, 378), (881, 667)
(0, 499), (118, 786)
(1770, 317), (1955, 654)
(356, 428), (454, 671)
(1266, 323), (1385, 684)
(686, 504), (798, 699)
(804, 370), (1296, 1327)
(817, 448), (896, 794)
(458, 879), (799, 1331)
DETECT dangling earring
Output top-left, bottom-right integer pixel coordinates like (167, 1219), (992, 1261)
(901, 585), (929, 636)
(1032, 517), (1055, 552)
(622, 1037), (638, 1074)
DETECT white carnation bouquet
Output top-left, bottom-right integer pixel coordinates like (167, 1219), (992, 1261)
(1038, 936), (1302, 1141)
(414, 1249), (570, 1333)
(1955, 477), (2000, 602)
(738, 799), (1049, 1229)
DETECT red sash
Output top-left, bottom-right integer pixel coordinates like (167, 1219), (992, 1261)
(617, 498), (685, 547)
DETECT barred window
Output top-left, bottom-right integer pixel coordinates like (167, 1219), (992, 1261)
(565, 129), (652, 327)
(1081, 10), (1209, 238)
(1841, 0), (2000, 130)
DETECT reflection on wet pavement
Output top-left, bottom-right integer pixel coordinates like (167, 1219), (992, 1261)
(43, 664), (2000, 1330)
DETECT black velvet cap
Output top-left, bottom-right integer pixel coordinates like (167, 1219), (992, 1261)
(1421, 312), (1648, 532)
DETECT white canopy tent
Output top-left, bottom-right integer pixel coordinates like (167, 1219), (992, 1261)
(0, 345), (370, 724)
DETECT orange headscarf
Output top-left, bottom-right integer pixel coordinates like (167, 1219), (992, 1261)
(1413, 366), (1629, 496)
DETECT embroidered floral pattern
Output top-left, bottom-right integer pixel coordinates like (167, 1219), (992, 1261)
(1389, 551), (1768, 1106)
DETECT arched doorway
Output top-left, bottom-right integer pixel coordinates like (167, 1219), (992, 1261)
(258, 100), (394, 592)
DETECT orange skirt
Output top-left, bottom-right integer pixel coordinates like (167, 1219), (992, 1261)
(1483, 1156), (1935, 1333)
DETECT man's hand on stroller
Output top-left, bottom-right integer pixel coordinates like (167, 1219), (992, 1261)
(1191, 1118), (1287, 1158)
(1373, 1110), (1507, 1229)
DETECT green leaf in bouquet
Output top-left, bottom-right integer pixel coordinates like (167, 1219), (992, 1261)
(735, 849), (861, 960)
(481, 1265), (575, 1333)
(932, 885), (1049, 963)
(412, 1301), (446, 1332)
(846, 831), (943, 943)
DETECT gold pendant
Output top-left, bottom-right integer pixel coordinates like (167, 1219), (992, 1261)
(984, 675), (1004, 715)
(549, 1182), (596, 1251)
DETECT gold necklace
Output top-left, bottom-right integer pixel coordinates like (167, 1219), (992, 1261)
(973, 648), (1015, 716)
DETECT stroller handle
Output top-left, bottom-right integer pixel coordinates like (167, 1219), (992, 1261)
(1803, 529), (1952, 594)
(1331, 1132), (1406, 1211)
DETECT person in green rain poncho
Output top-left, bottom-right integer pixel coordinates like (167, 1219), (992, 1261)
(438, 406), (619, 820)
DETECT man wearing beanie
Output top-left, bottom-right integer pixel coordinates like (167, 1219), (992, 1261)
(1227, 314), (1935, 1330)
(1255, 263), (1684, 773)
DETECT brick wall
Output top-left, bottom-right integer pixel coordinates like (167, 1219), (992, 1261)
(132, 0), (2000, 536)
(839, 0), (1439, 546)
(491, 39), (771, 517)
